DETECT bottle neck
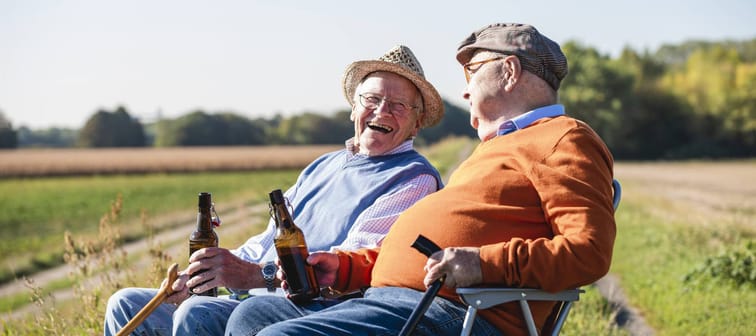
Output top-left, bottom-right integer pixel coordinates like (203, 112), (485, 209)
(197, 207), (214, 231)
(273, 204), (295, 230)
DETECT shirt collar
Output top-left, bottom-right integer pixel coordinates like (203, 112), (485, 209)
(497, 104), (565, 137)
(345, 138), (415, 159)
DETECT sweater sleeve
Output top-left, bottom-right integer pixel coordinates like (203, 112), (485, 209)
(478, 123), (616, 292)
(333, 247), (381, 292)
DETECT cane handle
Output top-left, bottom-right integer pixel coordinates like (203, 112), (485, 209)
(116, 263), (179, 336)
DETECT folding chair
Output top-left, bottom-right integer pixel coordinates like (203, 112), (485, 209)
(456, 179), (622, 336)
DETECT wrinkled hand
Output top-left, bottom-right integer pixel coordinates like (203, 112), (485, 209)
(423, 247), (482, 288)
(164, 247), (263, 304)
(164, 271), (191, 305)
(279, 251), (339, 291)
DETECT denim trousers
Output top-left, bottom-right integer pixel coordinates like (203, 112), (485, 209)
(225, 286), (501, 336)
(103, 287), (240, 336)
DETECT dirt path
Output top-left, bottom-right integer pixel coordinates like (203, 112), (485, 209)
(0, 200), (267, 322)
(595, 274), (655, 335)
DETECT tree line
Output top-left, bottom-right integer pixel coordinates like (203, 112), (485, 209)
(1, 38), (754, 159)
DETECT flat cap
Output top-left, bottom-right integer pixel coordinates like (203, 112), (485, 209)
(456, 23), (568, 90)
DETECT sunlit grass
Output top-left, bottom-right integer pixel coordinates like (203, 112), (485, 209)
(0, 170), (300, 285)
(420, 136), (475, 181)
(610, 162), (756, 335)
(562, 286), (628, 335)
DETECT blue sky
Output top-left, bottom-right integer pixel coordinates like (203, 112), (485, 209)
(1, 0), (754, 129)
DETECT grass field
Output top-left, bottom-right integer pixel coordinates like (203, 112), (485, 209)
(0, 170), (305, 285)
(608, 161), (755, 335)
(0, 145), (342, 286)
(0, 141), (753, 335)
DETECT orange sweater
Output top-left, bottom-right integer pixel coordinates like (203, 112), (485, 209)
(334, 116), (616, 335)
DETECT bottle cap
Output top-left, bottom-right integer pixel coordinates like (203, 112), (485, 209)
(199, 192), (212, 208)
(269, 189), (285, 205)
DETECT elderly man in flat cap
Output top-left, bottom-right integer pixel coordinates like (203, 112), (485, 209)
(225, 23), (616, 336)
(104, 45), (445, 336)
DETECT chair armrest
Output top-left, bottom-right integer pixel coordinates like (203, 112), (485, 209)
(456, 288), (584, 310)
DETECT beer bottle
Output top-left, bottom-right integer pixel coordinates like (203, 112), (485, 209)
(268, 189), (320, 303)
(189, 192), (219, 297)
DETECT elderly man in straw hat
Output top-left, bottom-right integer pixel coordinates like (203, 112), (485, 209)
(225, 23), (616, 336)
(103, 45), (445, 336)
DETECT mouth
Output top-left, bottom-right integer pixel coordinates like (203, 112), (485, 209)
(367, 121), (393, 134)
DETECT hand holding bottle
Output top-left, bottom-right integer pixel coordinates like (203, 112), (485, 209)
(269, 189), (320, 303)
(279, 251), (339, 294)
(189, 192), (219, 296)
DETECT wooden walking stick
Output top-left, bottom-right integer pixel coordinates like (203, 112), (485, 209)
(117, 263), (179, 336)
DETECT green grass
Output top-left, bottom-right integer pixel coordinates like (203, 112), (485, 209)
(609, 178), (755, 335)
(420, 136), (475, 180)
(0, 170), (301, 284)
(562, 286), (629, 335)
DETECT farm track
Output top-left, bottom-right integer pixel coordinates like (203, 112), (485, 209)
(0, 199), (268, 322)
(615, 161), (755, 233)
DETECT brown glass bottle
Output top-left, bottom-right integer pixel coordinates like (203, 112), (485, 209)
(269, 189), (320, 303)
(189, 192), (219, 297)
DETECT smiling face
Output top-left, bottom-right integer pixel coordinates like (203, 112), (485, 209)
(351, 71), (422, 156)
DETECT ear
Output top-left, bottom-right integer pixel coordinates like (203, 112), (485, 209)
(411, 117), (422, 137)
(502, 55), (521, 92)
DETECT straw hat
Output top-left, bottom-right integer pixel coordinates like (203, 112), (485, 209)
(342, 45), (444, 128)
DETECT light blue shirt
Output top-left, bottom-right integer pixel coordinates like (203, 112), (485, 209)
(497, 104), (566, 137)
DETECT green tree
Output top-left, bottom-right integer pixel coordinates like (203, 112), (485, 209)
(660, 44), (756, 156)
(611, 48), (695, 159)
(154, 110), (267, 146)
(560, 42), (635, 154)
(275, 111), (352, 145)
(78, 106), (146, 147)
(17, 126), (78, 148)
(416, 101), (476, 146)
(0, 110), (18, 148)
(217, 113), (268, 145)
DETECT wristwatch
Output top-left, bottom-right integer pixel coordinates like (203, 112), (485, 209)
(261, 261), (277, 293)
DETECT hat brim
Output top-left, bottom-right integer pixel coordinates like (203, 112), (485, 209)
(342, 61), (444, 128)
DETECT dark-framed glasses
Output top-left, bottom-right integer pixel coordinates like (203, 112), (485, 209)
(463, 56), (504, 83)
(358, 93), (417, 117)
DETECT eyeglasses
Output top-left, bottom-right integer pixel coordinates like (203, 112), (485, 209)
(358, 93), (417, 118)
(463, 56), (504, 83)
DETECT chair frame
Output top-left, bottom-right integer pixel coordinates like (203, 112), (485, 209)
(455, 179), (621, 336)
(457, 287), (584, 336)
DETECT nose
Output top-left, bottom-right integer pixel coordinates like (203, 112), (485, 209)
(462, 86), (470, 101)
(373, 99), (392, 115)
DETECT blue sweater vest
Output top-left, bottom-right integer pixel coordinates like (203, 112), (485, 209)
(287, 149), (443, 253)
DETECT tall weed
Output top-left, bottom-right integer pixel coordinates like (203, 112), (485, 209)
(1, 194), (167, 334)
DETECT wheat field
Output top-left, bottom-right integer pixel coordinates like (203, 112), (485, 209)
(0, 145), (341, 177)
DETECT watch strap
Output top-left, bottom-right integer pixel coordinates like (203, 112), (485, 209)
(262, 262), (276, 293)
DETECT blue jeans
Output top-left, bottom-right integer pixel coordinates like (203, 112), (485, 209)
(225, 287), (500, 336)
(104, 287), (240, 336)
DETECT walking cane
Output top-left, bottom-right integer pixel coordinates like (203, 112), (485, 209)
(117, 263), (179, 336)
(398, 235), (446, 336)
